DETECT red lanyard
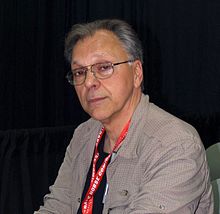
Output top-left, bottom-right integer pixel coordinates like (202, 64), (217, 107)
(81, 120), (131, 214)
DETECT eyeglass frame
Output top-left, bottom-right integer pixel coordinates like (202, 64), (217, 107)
(65, 59), (135, 86)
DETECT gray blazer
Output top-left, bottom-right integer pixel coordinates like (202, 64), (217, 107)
(36, 94), (213, 214)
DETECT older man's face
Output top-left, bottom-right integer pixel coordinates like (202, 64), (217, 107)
(71, 30), (142, 124)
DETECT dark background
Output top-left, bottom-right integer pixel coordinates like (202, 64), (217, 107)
(0, 0), (220, 213)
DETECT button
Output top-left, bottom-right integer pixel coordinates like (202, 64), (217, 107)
(159, 204), (165, 210)
(120, 189), (128, 196)
(77, 198), (81, 203)
(107, 208), (112, 213)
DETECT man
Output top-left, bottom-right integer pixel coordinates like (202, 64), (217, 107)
(35, 19), (213, 213)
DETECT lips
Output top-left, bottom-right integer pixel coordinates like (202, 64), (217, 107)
(88, 96), (106, 104)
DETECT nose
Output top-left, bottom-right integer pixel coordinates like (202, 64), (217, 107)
(84, 69), (100, 89)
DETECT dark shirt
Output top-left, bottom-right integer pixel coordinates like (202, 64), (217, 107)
(77, 135), (109, 214)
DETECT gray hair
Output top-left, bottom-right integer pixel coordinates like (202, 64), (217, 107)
(64, 19), (143, 64)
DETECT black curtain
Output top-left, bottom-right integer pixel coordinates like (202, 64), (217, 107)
(0, 0), (220, 213)
(1, 0), (220, 144)
(0, 126), (74, 214)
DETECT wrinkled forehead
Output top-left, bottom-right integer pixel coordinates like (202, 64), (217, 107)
(71, 30), (129, 64)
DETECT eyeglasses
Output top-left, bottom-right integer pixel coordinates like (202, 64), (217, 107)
(66, 60), (134, 86)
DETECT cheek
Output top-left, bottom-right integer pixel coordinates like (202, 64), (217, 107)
(75, 88), (86, 105)
(102, 78), (132, 102)
(111, 72), (134, 92)
(106, 82), (131, 103)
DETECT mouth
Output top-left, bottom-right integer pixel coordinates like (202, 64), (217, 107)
(87, 96), (106, 105)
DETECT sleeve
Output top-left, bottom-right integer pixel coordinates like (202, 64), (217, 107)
(126, 137), (213, 214)
(34, 136), (76, 214)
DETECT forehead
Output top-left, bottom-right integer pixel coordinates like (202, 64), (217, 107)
(72, 30), (128, 64)
(77, 30), (122, 48)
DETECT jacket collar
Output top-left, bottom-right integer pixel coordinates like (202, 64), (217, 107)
(115, 94), (150, 159)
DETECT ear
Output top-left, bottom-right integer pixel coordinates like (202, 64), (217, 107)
(133, 60), (143, 88)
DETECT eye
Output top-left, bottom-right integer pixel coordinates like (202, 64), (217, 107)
(72, 68), (86, 77)
(96, 63), (112, 73)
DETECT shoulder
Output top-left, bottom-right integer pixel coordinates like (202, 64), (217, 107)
(129, 94), (204, 158)
(144, 102), (202, 149)
(133, 99), (205, 163)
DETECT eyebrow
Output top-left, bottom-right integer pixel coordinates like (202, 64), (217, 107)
(71, 61), (82, 67)
(72, 59), (114, 70)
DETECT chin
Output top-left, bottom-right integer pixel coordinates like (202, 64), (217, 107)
(89, 111), (110, 122)
(90, 115), (108, 122)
